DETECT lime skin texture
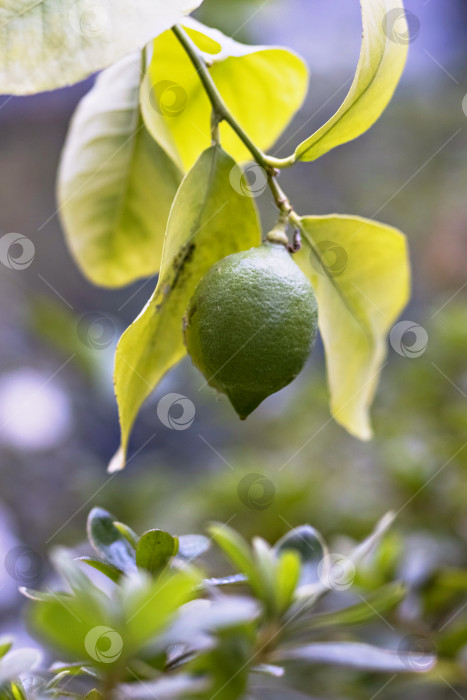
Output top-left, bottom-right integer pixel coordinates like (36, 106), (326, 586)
(183, 241), (318, 418)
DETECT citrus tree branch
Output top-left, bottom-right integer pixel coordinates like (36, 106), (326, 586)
(172, 24), (296, 218)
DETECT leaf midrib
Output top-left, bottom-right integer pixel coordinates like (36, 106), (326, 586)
(300, 227), (373, 342)
(1, 0), (44, 30)
(110, 61), (146, 260)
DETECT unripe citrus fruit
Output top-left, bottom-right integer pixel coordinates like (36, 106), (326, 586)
(183, 240), (318, 418)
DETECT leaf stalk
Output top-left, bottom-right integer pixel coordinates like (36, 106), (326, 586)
(172, 24), (297, 222)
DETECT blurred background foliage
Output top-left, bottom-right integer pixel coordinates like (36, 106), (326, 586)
(0, 1), (466, 698)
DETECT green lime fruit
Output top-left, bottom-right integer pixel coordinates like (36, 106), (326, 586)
(183, 240), (318, 419)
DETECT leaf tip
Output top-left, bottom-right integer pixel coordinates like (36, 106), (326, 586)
(108, 446), (126, 473)
(332, 407), (373, 442)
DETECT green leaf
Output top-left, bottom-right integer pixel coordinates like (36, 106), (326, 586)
(119, 568), (201, 648)
(0, 0), (204, 95)
(209, 524), (263, 600)
(29, 554), (113, 664)
(29, 560), (198, 666)
(0, 637), (13, 659)
(274, 525), (328, 587)
(295, 215), (410, 439)
(29, 590), (110, 664)
(275, 550), (301, 614)
(51, 547), (98, 595)
(351, 511), (396, 563)
(252, 538), (278, 613)
(49, 661), (97, 677)
(136, 529), (178, 576)
(19, 587), (58, 602)
(49, 661), (98, 685)
(295, 0), (408, 161)
(274, 642), (436, 673)
(10, 682), (27, 700)
(110, 146), (261, 471)
(113, 522), (139, 549)
(300, 582), (406, 631)
(141, 18), (308, 171)
(87, 508), (137, 573)
(76, 557), (124, 583)
(58, 52), (182, 287)
(85, 691), (103, 700)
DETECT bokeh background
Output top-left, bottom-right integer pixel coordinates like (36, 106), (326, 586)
(0, 1), (466, 698)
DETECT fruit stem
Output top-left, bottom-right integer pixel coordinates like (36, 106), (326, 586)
(267, 175), (293, 216)
(172, 26), (269, 167)
(172, 24), (298, 213)
(265, 211), (289, 247)
(211, 110), (221, 145)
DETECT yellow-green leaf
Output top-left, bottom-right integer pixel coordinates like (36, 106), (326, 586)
(141, 18), (308, 171)
(294, 215), (410, 439)
(0, 0), (204, 95)
(58, 53), (182, 287)
(295, 0), (408, 162)
(110, 146), (261, 471)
